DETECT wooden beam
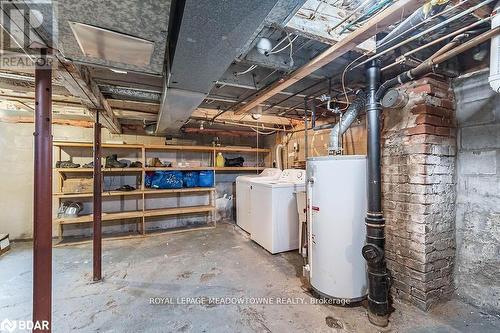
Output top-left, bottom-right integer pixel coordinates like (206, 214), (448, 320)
(57, 60), (121, 133)
(191, 108), (292, 126)
(451, 0), (492, 19)
(234, 0), (425, 115)
(182, 127), (257, 137)
(0, 114), (94, 127)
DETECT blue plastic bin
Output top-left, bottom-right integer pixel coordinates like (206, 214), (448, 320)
(182, 171), (199, 188)
(198, 170), (214, 187)
(150, 171), (183, 189)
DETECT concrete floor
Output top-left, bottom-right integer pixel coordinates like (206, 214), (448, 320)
(1, 223), (499, 333)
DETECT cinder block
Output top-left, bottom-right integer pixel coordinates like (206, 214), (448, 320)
(460, 124), (500, 150)
(458, 150), (497, 175)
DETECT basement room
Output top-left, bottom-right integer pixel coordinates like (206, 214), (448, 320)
(0, 0), (499, 332)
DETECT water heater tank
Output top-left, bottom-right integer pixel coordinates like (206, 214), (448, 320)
(306, 155), (368, 302)
(490, 2), (500, 92)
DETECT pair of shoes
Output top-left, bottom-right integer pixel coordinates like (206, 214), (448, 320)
(149, 157), (162, 167)
(130, 161), (143, 168)
(105, 154), (127, 168)
(56, 161), (80, 168)
(114, 185), (136, 191)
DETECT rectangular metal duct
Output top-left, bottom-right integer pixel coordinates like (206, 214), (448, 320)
(156, 0), (283, 134)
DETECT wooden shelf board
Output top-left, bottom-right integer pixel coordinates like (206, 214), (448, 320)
(54, 141), (143, 149)
(55, 210), (143, 224)
(144, 166), (213, 171)
(56, 168), (143, 173)
(55, 205), (214, 224)
(54, 141), (269, 153)
(214, 167), (266, 171)
(54, 190), (142, 198)
(145, 145), (214, 152)
(54, 187), (216, 198)
(144, 205), (215, 218)
(143, 187), (215, 194)
(215, 146), (270, 153)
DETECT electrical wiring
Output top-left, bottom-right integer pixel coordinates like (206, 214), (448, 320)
(268, 35), (298, 55)
(251, 127), (277, 135)
(339, 53), (368, 111)
(235, 65), (257, 76)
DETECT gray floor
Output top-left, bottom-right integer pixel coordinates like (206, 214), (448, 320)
(1, 223), (499, 333)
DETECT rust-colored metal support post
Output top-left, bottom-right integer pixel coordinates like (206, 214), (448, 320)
(93, 110), (102, 281)
(33, 48), (52, 332)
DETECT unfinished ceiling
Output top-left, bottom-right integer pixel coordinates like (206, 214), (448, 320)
(0, 0), (495, 137)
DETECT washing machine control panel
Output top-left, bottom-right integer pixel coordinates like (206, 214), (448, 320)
(279, 169), (305, 183)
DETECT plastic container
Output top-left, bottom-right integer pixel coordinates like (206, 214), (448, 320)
(198, 170), (214, 187)
(182, 171), (199, 188)
(216, 152), (224, 167)
(151, 171), (183, 189)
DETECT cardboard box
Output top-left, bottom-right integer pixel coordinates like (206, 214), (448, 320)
(63, 178), (93, 193)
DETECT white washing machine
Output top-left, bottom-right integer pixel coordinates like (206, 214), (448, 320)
(236, 168), (282, 233)
(249, 169), (305, 254)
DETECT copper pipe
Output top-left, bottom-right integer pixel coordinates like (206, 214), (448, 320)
(33, 48), (53, 333)
(93, 111), (102, 281)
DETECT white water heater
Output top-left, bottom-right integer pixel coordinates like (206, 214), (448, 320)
(306, 156), (368, 301)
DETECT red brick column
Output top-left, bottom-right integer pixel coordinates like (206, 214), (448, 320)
(381, 77), (457, 310)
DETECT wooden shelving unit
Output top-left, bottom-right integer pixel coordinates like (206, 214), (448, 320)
(53, 141), (271, 242)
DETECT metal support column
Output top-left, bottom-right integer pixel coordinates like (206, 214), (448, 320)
(93, 111), (102, 281)
(304, 98), (309, 161)
(33, 48), (52, 332)
(362, 60), (390, 327)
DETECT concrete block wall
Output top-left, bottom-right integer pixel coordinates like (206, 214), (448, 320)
(0, 122), (265, 239)
(382, 77), (457, 310)
(453, 70), (500, 314)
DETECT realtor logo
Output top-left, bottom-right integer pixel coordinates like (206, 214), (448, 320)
(0, 319), (49, 332)
(0, 0), (57, 69)
(0, 319), (16, 332)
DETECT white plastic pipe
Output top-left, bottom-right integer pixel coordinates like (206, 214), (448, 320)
(275, 143), (284, 170)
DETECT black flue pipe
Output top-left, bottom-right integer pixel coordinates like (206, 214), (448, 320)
(362, 60), (390, 327)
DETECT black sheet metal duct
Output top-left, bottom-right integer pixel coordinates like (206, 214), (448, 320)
(156, 0), (302, 134)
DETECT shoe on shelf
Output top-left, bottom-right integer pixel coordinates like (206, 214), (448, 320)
(114, 185), (136, 191)
(105, 154), (127, 168)
(149, 157), (162, 167)
(82, 161), (94, 168)
(130, 161), (143, 168)
(56, 160), (81, 168)
(119, 159), (131, 167)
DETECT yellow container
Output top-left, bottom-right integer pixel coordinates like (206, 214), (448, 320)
(216, 152), (225, 167)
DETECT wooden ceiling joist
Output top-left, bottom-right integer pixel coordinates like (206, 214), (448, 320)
(233, 0), (425, 115)
(57, 61), (122, 133)
(191, 108), (293, 127)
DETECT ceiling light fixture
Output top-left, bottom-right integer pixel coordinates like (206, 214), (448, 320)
(251, 106), (263, 120)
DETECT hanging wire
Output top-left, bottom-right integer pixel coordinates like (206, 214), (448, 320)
(235, 65), (257, 76)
